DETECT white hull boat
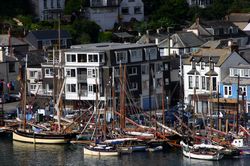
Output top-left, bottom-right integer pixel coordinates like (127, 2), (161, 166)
(180, 141), (224, 160)
(83, 144), (119, 156)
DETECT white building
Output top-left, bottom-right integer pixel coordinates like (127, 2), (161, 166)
(187, 0), (213, 8)
(183, 46), (248, 114)
(120, 0), (144, 22)
(63, 43), (170, 110)
(85, 0), (144, 31)
(29, 0), (65, 21)
(27, 68), (43, 95)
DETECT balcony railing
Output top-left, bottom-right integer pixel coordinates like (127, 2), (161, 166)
(77, 74), (87, 82)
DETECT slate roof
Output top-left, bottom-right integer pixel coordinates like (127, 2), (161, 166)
(158, 31), (205, 48)
(227, 13), (250, 22)
(201, 40), (233, 49)
(136, 30), (169, 44)
(28, 30), (71, 40)
(183, 48), (233, 67)
(69, 42), (156, 52)
(113, 32), (134, 38)
(0, 35), (28, 46)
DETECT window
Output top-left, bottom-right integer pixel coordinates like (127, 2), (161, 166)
(87, 69), (97, 78)
(206, 77), (210, 90)
(57, 0), (61, 8)
(44, 0), (47, 9)
(188, 76), (193, 89)
(88, 54), (98, 62)
(115, 51), (127, 64)
(164, 63), (169, 71)
(230, 68), (239, 77)
(51, 0), (54, 8)
(130, 82), (138, 90)
(9, 62), (15, 73)
(114, 68), (120, 77)
(30, 84), (37, 90)
(202, 76), (205, 89)
(155, 63), (163, 72)
(243, 69), (249, 77)
(78, 54), (87, 62)
(224, 85), (232, 96)
(88, 84), (97, 93)
(128, 0), (135, 2)
(66, 69), (76, 77)
(145, 48), (157, 60)
(156, 78), (162, 88)
(46, 83), (53, 92)
(201, 62), (205, 70)
(130, 49), (142, 62)
(66, 54), (76, 62)
(121, 7), (129, 15)
(142, 80), (149, 89)
(45, 68), (53, 77)
(165, 78), (169, 85)
(212, 77), (217, 91)
(195, 76), (199, 89)
(141, 65), (149, 75)
(192, 61), (196, 69)
(134, 7), (142, 14)
(128, 67), (137, 75)
(239, 86), (247, 96)
(99, 53), (105, 63)
(42, 40), (51, 46)
(66, 84), (76, 93)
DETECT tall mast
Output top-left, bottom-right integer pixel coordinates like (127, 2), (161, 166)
(23, 54), (28, 130)
(120, 64), (126, 129)
(112, 67), (115, 130)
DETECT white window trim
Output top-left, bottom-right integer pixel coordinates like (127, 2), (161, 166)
(115, 51), (127, 64)
(45, 68), (53, 77)
(129, 67), (137, 76)
(130, 82), (138, 91)
(224, 85), (232, 97)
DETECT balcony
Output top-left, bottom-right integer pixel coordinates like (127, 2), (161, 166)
(77, 74), (87, 82)
(78, 90), (88, 97)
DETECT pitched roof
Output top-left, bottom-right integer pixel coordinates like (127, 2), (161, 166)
(158, 31), (205, 48)
(183, 48), (233, 67)
(28, 30), (71, 40)
(0, 35), (27, 46)
(227, 13), (250, 22)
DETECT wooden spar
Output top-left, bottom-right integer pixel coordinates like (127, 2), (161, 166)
(206, 126), (228, 136)
(120, 64), (126, 129)
(112, 67), (115, 130)
(173, 113), (193, 134)
(161, 74), (165, 126)
(54, 79), (65, 132)
(23, 54), (28, 130)
(103, 85), (107, 140)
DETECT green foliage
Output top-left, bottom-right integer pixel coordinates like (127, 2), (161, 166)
(98, 32), (112, 42)
(65, 0), (84, 15)
(61, 19), (100, 44)
(0, 0), (30, 17)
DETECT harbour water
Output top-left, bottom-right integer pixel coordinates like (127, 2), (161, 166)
(0, 135), (250, 166)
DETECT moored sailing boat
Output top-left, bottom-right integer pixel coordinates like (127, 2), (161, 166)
(13, 53), (75, 144)
(180, 141), (224, 160)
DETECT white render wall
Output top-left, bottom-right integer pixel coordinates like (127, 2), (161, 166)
(88, 8), (119, 31)
(183, 64), (221, 105)
(32, 0), (65, 21)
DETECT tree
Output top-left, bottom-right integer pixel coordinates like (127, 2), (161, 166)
(65, 0), (85, 15)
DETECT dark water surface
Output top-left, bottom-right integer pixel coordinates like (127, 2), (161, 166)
(0, 135), (250, 166)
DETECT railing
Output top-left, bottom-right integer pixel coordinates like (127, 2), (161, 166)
(77, 74), (87, 82)
(78, 90), (88, 97)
